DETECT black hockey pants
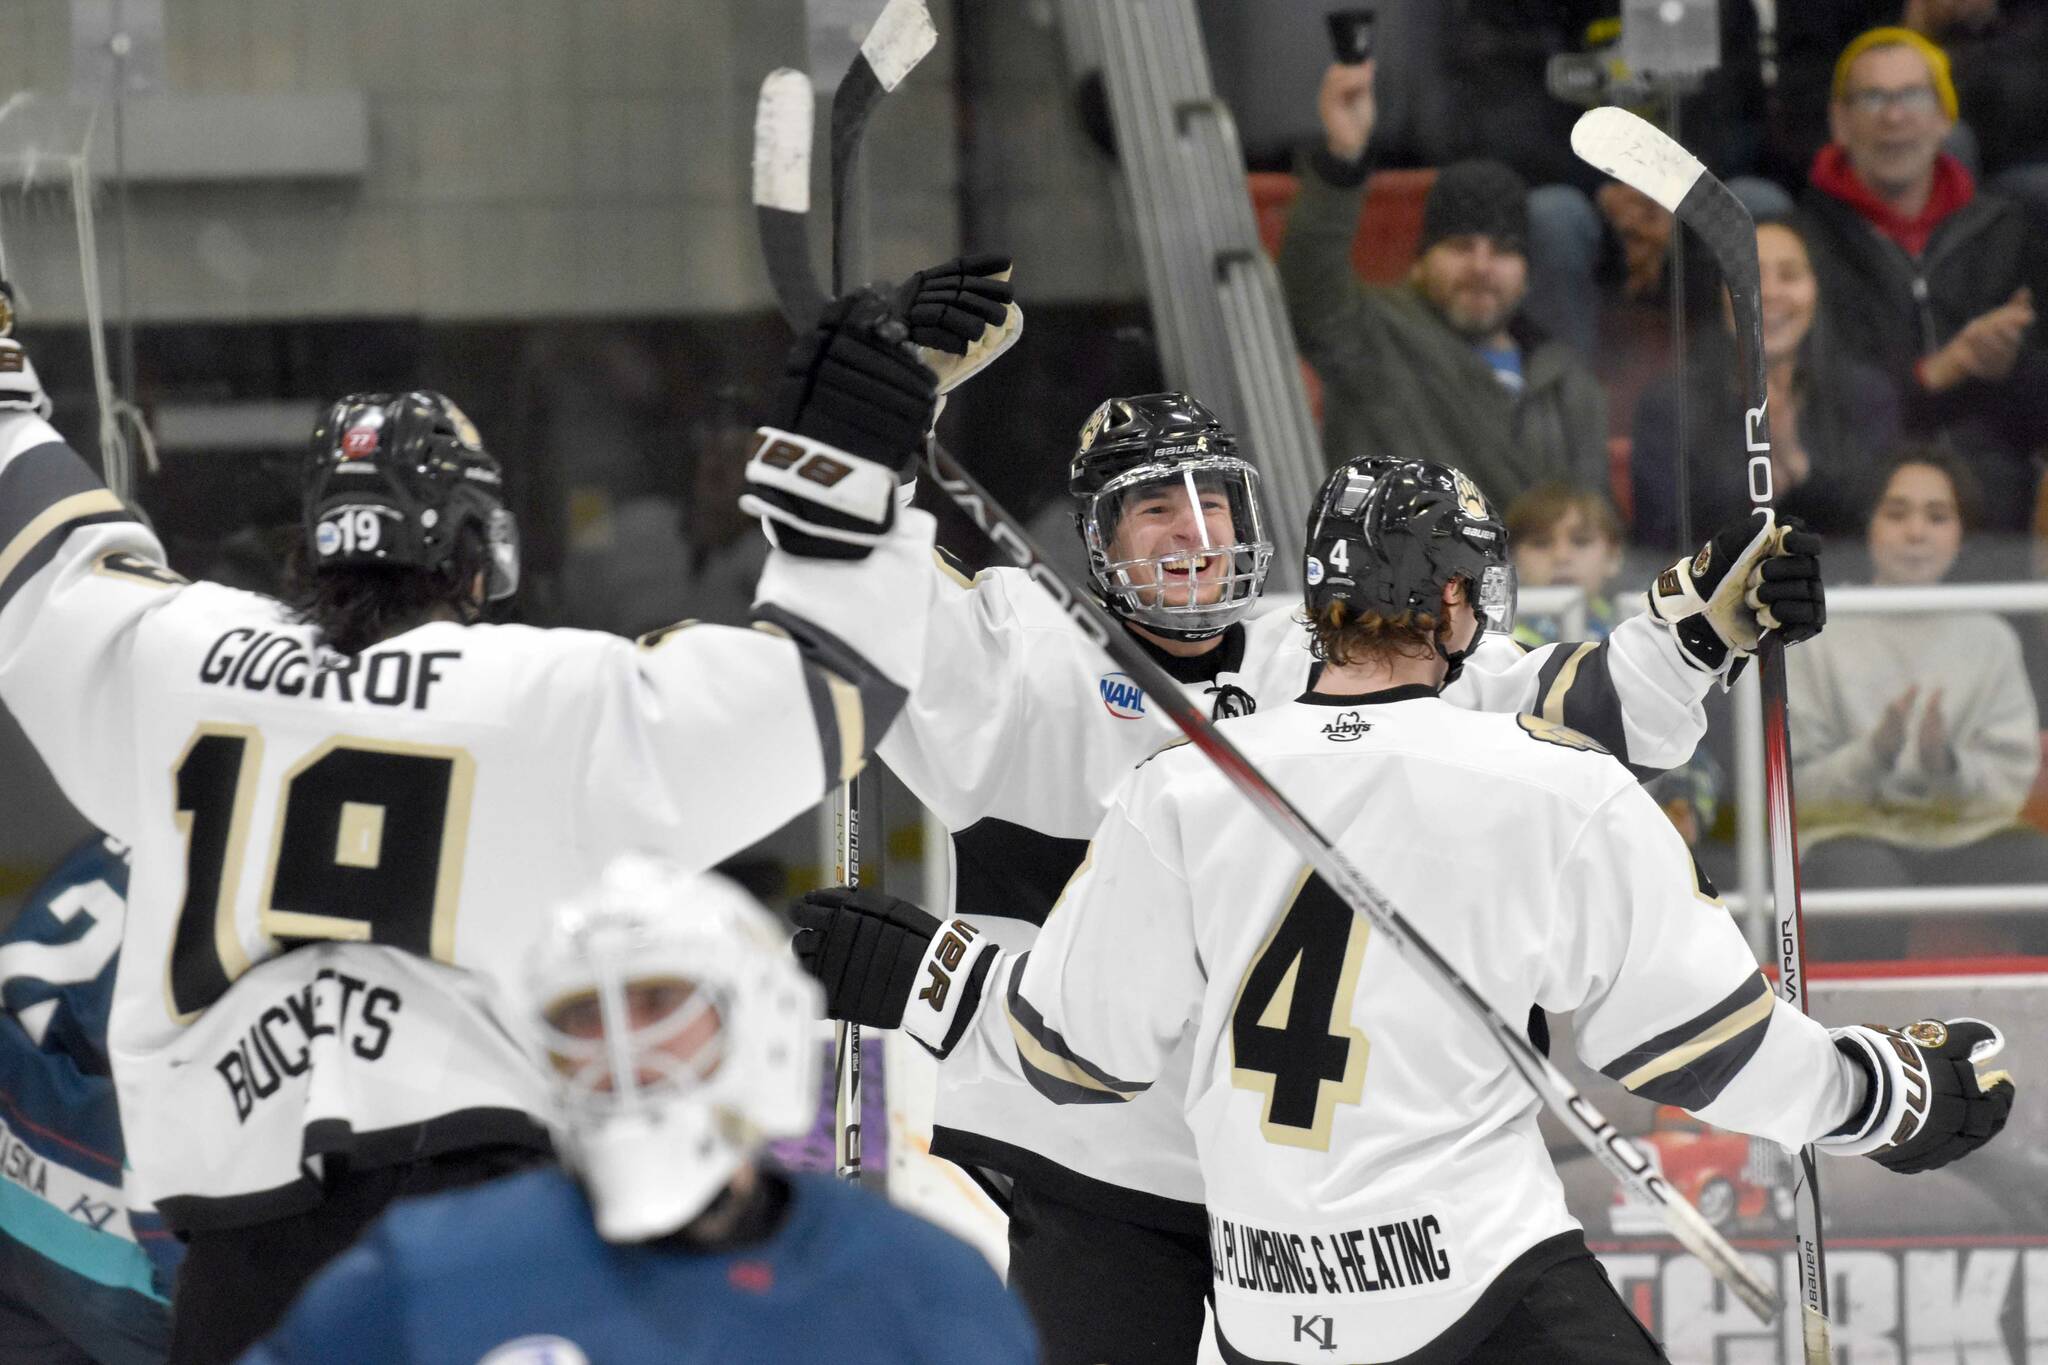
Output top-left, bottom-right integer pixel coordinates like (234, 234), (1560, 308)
(1210, 1231), (1669, 1364)
(1006, 1179), (1213, 1365)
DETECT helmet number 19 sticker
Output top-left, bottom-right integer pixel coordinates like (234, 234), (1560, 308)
(317, 507), (387, 558)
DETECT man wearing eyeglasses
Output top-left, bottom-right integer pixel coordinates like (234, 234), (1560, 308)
(1798, 26), (2048, 531)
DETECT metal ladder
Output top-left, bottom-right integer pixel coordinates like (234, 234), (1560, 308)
(1056, 0), (1325, 585)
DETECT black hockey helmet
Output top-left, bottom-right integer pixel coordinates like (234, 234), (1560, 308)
(1068, 392), (1272, 640)
(303, 391), (519, 601)
(1303, 456), (1514, 672)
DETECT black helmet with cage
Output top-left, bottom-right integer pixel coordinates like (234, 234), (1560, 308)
(302, 391), (520, 604)
(1303, 456), (1515, 680)
(1067, 392), (1272, 641)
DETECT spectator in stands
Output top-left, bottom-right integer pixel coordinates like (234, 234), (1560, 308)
(1632, 217), (1900, 552)
(1789, 449), (2048, 918)
(1505, 483), (1625, 646)
(1904, 0), (2048, 235)
(1797, 26), (2048, 530)
(1280, 59), (1607, 509)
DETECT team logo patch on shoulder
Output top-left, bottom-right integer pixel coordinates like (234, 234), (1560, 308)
(1100, 672), (1146, 719)
(478, 1336), (590, 1365)
(1516, 714), (1610, 754)
(1322, 711), (1371, 742)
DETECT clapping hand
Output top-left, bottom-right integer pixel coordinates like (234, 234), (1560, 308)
(1915, 687), (1956, 775)
(1873, 685), (1920, 767)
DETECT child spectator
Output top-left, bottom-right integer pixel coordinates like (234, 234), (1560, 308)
(1632, 218), (1900, 553)
(1789, 447), (2048, 953)
(1505, 484), (1625, 646)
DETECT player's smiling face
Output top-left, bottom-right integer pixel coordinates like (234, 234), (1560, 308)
(1108, 481), (1236, 607)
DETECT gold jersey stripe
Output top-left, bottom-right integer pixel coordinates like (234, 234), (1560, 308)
(0, 489), (125, 589)
(1619, 989), (1775, 1094)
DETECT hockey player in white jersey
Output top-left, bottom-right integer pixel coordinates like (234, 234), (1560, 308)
(0, 290), (941, 1363)
(788, 263), (1826, 1364)
(802, 454), (2015, 1363)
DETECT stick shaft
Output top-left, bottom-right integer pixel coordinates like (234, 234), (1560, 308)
(825, 30), (895, 1191)
(1681, 167), (1831, 1357)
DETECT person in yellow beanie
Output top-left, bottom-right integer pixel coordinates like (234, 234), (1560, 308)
(1797, 26), (2048, 536)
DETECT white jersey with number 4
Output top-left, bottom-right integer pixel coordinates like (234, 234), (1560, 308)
(0, 412), (934, 1231)
(953, 687), (1862, 1362)
(879, 554), (1717, 1230)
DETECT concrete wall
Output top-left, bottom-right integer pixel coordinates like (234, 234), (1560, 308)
(0, 0), (964, 321)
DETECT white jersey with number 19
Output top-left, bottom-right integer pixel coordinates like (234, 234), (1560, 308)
(0, 411), (934, 1231)
(952, 686), (1865, 1363)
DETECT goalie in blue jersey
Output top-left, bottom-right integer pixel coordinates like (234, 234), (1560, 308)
(242, 856), (1036, 1365)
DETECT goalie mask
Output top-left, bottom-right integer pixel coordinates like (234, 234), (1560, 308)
(303, 391), (519, 602)
(524, 857), (821, 1244)
(1303, 456), (1515, 682)
(1070, 393), (1272, 641)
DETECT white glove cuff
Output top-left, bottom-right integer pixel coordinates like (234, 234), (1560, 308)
(745, 427), (897, 524)
(901, 917), (999, 1060)
(1816, 1025), (1912, 1157)
(0, 342), (52, 420)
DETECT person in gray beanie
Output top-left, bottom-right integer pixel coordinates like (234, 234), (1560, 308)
(1279, 57), (1610, 509)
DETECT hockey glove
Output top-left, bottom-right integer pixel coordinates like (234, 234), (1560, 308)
(891, 253), (1022, 396)
(1820, 1017), (2014, 1173)
(1647, 509), (1826, 677)
(741, 290), (937, 559)
(790, 886), (999, 1060)
(0, 289), (53, 420)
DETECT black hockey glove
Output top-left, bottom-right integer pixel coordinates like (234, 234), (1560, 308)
(741, 290), (937, 559)
(1821, 1018), (2014, 1174)
(790, 886), (999, 1060)
(890, 253), (1021, 395)
(1647, 509), (1826, 677)
(0, 287), (52, 420)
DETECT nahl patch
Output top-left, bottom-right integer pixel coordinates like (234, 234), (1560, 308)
(1100, 672), (1146, 719)
(1322, 711), (1371, 742)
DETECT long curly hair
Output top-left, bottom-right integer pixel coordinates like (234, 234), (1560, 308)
(281, 524), (486, 656)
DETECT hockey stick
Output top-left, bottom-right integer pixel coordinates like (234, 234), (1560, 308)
(920, 438), (1781, 1324)
(827, 0), (937, 1186)
(753, 57), (867, 1181)
(752, 69), (827, 333)
(1572, 106), (1827, 1359)
(828, 0), (937, 298)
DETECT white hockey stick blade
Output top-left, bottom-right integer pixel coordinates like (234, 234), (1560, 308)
(861, 0), (939, 92)
(753, 68), (814, 214)
(1570, 106), (1705, 214)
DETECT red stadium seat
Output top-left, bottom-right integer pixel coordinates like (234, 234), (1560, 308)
(1248, 168), (1439, 282)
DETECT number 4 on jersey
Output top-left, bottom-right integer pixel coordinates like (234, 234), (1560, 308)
(1230, 871), (1370, 1150)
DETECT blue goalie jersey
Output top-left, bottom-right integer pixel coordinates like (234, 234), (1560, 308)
(243, 1166), (1037, 1364)
(0, 834), (180, 1365)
